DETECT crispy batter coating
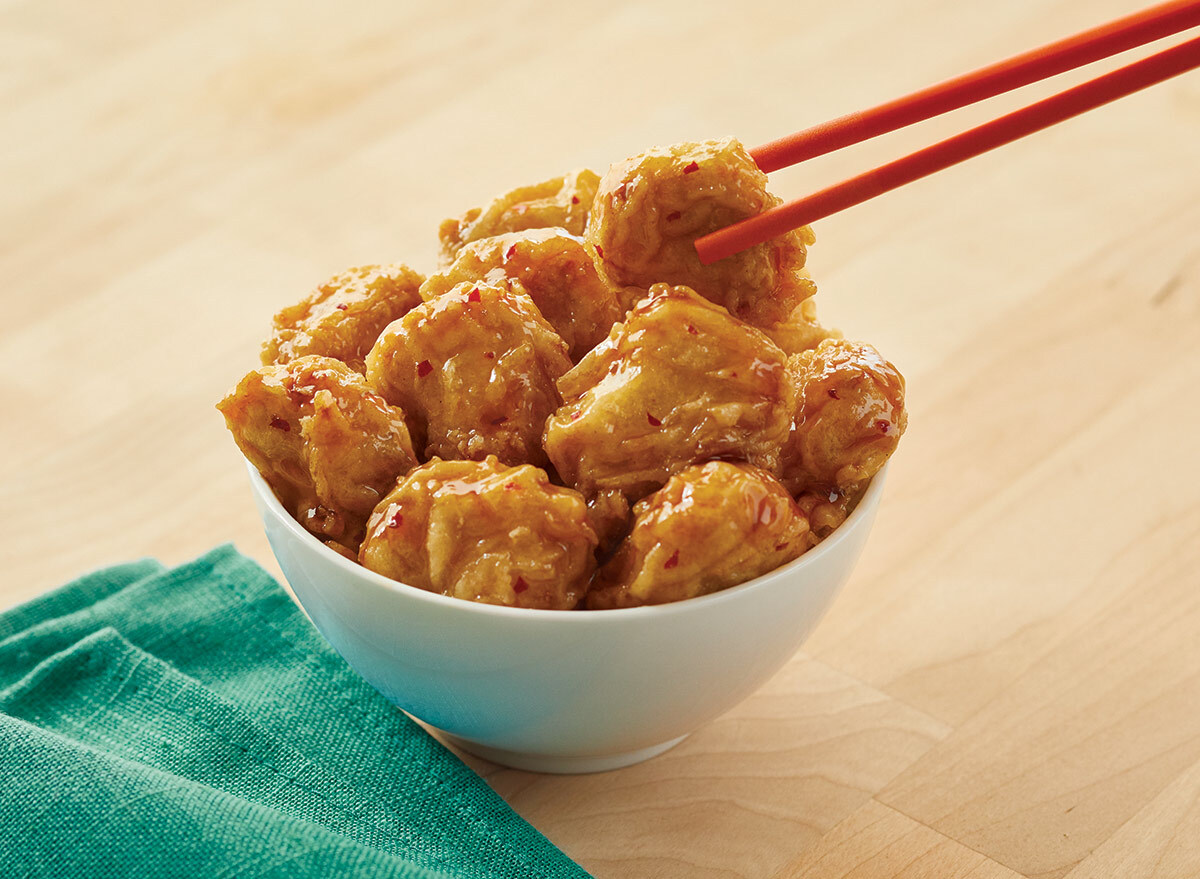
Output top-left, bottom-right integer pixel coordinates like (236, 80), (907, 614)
(586, 138), (815, 327)
(420, 228), (623, 361)
(762, 295), (840, 355)
(438, 169), (601, 265)
(795, 485), (865, 542)
(365, 280), (571, 467)
(359, 457), (598, 609)
(588, 461), (811, 609)
(544, 284), (794, 501)
(585, 489), (633, 557)
(782, 338), (907, 494)
(261, 264), (425, 374)
(217, 355), (419, 547)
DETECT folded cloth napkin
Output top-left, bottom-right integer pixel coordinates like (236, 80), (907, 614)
(0, 546), (590, 879)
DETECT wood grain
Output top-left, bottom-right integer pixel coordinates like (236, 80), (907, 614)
(777, 800), (1024, 879)
(3, 0), (1200, 876)
(473, 657), (948, 878)
(1063, 755), (1200, 879)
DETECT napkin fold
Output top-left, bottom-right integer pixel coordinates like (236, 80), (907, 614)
(0, 546), (589, 879)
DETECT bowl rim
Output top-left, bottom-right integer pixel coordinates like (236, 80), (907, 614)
(247, 458), (886, 624)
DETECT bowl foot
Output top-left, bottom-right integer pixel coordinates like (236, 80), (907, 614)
(439, 732), (689, 774)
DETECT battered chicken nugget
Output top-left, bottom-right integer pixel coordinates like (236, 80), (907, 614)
(365, 281), (571, 467)
(420, 229), (623, 361)
(544, 284), (794, 501)
(588, 461), (811, 609)
(586, 138), (815, 327)
(782, 338), (907, 494)
(795, 486), (864, 542)
(262, 264), (424, 374)
(584, 489), (633, 557)
(217, 355), (419, 547)
(762, 296), (841, 355)
(359, 457), (597, 609)
(439, 169), (601, 265)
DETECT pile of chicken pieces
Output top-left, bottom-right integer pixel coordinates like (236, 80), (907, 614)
(220, 138), (906, 610)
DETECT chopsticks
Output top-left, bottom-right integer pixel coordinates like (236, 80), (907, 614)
(695, 1), (1200, 266)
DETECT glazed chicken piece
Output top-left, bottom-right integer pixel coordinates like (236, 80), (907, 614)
(584, 489), (633, 557)
(782, 338), (907, 495)
(359, 457), (598, 609)
(543, 284), (794, 502)
(586, 138), (815, 327)
(588, 461), (811, 609)
(261, 264), (425, 374)
(420, 228), (624, 361)
(439, 169), (601, 265)
(795, 486), (865, 542)
(365, 280), (571, 467)
(761, 295), (840, 355)
(217, 355), (419, 548)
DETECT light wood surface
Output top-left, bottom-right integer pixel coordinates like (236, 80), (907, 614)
(3, 1), (1199, 877)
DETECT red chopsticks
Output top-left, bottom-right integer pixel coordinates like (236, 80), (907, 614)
(752, 0), (1200, 173)
(695, 1), (1200, 266)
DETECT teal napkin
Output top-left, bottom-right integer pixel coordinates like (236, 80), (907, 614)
(0, 546), (590, 879)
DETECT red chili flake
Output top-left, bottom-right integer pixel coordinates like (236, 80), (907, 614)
(570, 410), (582, 421)
(682, 161), (700, 174)
(876, 420), (891, 434)
(571, 195), (580, 204)
(504, 244), (517, 261)
(483, 351), (494, 360)
(663, 549), (680, 569)
(389, 510), (404, 529)
(504, 481), (519, 491)
(417, 360), (433, 377)
(594, 245), (604, 259)
(646, 412), (662, 427)
(828, 388), (840, 399)
(686, 324), (698, 335)
(335, 303), (349, 311)
(467, 287), (481, 303)
(491, 416), (508, 426)
(665, 211), (682, 222)
(269, 415), (290, 432)
(513, 576), (529, 594)
(774, 542), (789, 552)
(731, 371), (739, 378)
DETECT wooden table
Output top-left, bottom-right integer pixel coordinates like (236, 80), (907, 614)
(4, 1), (1199, 876)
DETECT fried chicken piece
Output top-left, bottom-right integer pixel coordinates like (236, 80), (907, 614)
(217, 355), (419, 548)
(584, 489), (633, 557)
(261, 264), (425, 374)
(588, 461), (811, 608)
(544, 284), (794, 502)
(359, 457), (598, 609)
(761, 295), (840, 355)
(365, 280), (571, 467)
(420, 228), (623, 361)
(782, 338), (907, 495)
(439, 169), (601, 265)
(586, 138), (815, 327)
(794, 485), (866, 542)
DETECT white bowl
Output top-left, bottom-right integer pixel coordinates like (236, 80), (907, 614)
(247, 461), (886, 773)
